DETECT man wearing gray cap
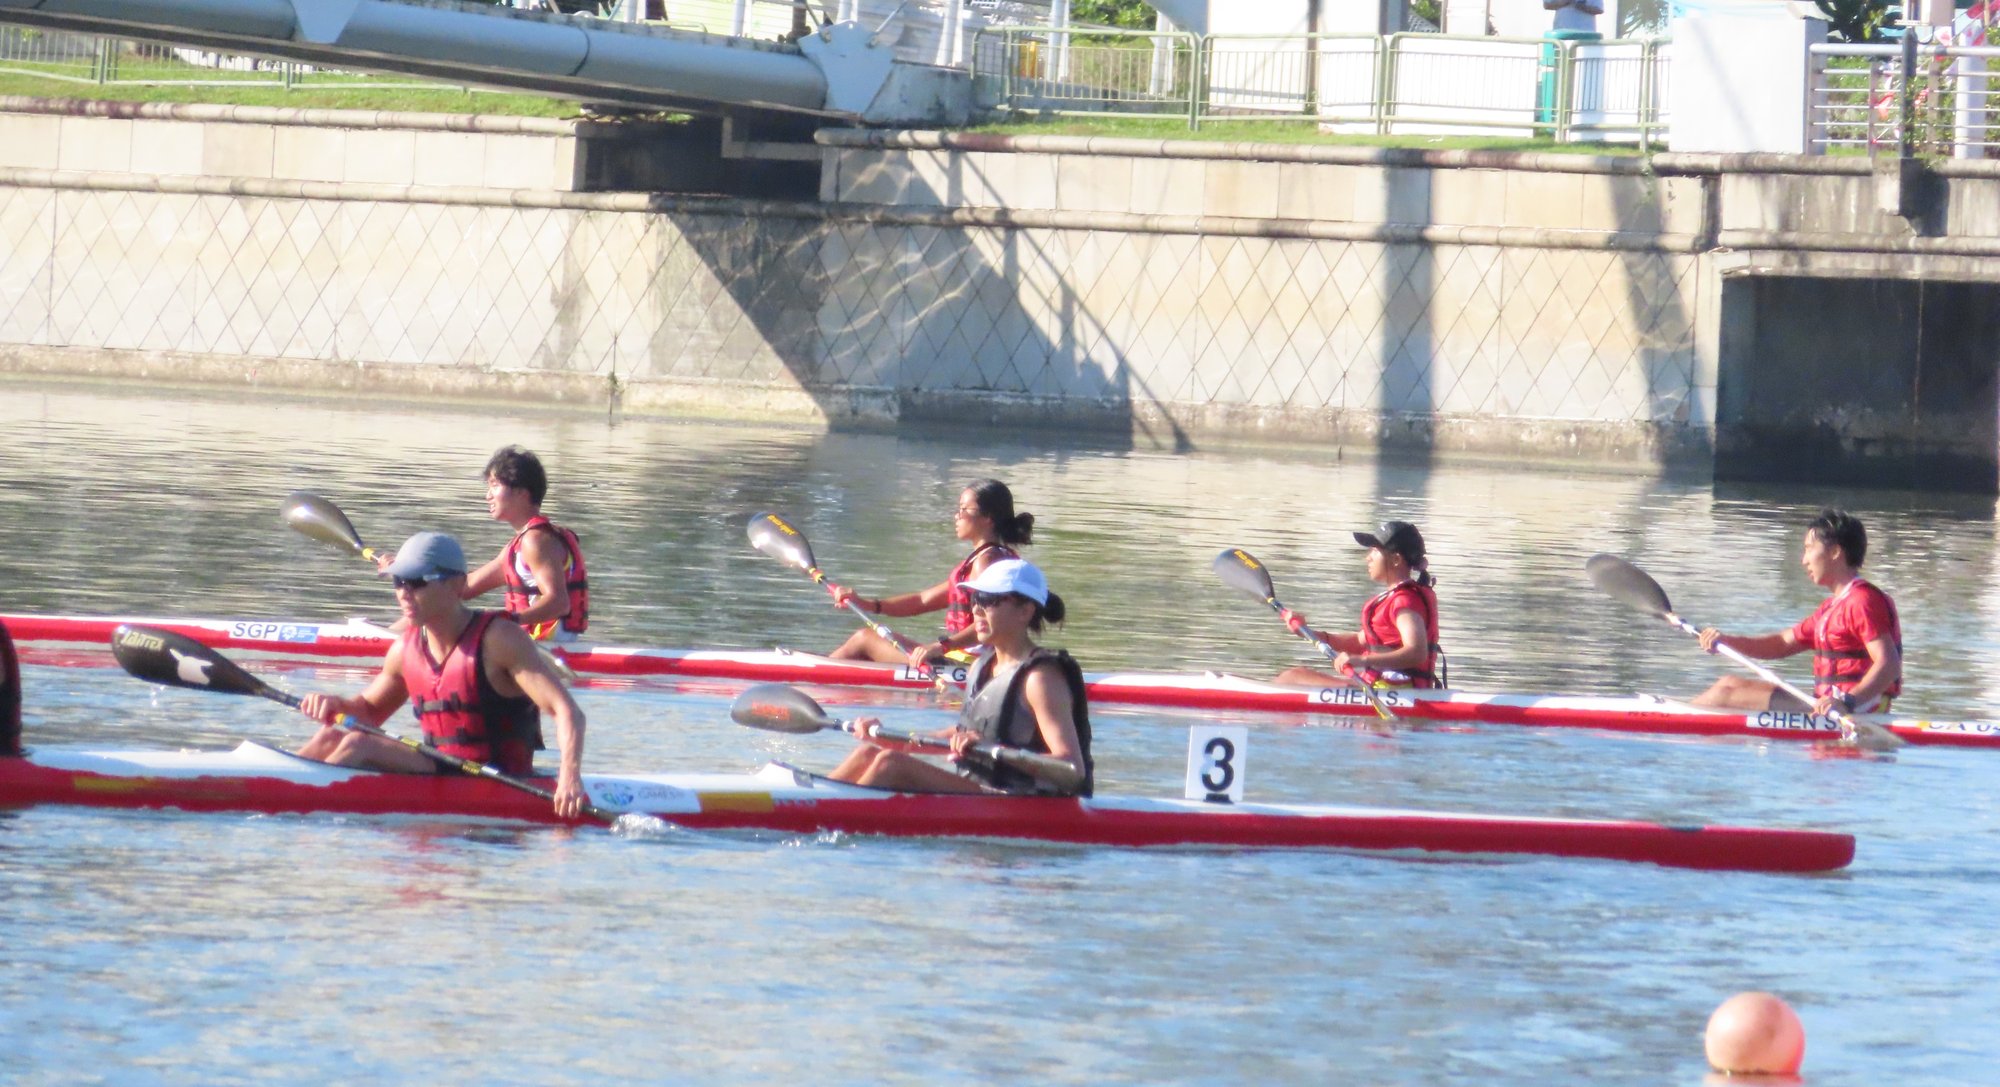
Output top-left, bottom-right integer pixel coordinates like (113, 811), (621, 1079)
(296, 531), (589, 818)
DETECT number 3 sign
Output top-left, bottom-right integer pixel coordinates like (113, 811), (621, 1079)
(1184, 725), (1248, 804)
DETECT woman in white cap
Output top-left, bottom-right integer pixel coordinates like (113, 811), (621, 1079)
(825, 479), (1035, 669)
(827, 558), (1093, 797)
(1275, 521), (1444, 690)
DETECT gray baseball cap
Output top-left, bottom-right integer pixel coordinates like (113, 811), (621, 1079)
(385, 531), (467, 581)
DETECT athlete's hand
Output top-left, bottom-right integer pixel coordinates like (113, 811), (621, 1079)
(947, 727), (981, 761)
(827, 582), (854, 607)
(1697, 627), (1725, 653)
(372, 553), (394, 574)
(299, 692), (346, 725)
(906, 642), (939, 672)
(1332, 651), (1357, 675)
(1281, 608), (1308, 635)
(552, 768), (586, 820)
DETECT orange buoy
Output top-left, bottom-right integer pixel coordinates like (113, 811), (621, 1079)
(1704, 991), (1805, 1075)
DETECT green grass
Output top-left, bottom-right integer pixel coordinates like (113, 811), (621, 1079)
(0, 70), (588, 117)
(971, 115), (1658, 154)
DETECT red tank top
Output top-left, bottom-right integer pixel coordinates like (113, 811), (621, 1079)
(942, 542), (1019, 635)
(400, 611), (543, 775)
(501, 515), (589, 638)
(1359, 581), (1441, 688)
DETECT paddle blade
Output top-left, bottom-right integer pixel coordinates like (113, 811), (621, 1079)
(1585, 554), (1674, 617)
(111, 625), (275, 700)
(729, 683), (838, 735)
(1212, 547), (1278, 601)
(747, 512), (816, 572)
(283, 491), (367, 557)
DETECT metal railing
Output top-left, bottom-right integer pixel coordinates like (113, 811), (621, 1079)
(971, 27), (1670, 142)
(1810, 41), (1998, 158)
(0, 27), (453, 91)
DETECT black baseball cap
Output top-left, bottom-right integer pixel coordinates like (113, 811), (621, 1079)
(1353, 521), (1425, 563)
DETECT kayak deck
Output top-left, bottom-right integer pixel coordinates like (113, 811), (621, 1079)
(0, 742), (1856, 873)
(5, 611), (1996, 749)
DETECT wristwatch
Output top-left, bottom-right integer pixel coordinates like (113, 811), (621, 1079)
(1836, 692), (1857, 713)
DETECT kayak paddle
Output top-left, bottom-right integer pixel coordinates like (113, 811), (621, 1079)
(1212, 548), (1395, 720)
(282, 491), (387, 563)
(729, 682), (1082, 793)
(1583, 554), (1902, 752)
(282, 491), (578, 685)
(746, 512), (974, 665)
(109, 623), (630, 823)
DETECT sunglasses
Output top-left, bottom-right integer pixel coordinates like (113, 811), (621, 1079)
(392, 575), (433, 591)
(968, 590), (1025, 609)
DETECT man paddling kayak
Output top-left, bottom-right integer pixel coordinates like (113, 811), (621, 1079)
(1275, 521), (1445, 690)
(1, 618), (20, 757)
(301, 532), (589, 818)
(1692, 508), (1902, 716)
(826, 479), (1035, 669)
(829, 559), (1092, 796)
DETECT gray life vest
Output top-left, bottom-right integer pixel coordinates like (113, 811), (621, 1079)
(956, 647), (1093, 797)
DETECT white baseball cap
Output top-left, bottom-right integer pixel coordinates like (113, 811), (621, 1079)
(956, 558), (1049, 605)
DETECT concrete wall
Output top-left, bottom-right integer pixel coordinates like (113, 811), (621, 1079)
(7, 103), (2000, 484)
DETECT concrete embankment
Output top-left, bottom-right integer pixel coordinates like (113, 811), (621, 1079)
(2, 97), (1998, 487)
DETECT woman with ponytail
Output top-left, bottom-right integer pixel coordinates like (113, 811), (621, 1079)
(829, 558), (1092, 797)
(827, 479), (1035, 668)
(1275, 521), (1446, 690)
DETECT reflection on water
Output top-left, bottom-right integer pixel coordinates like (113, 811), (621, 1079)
(2, 377), (1998, 1085)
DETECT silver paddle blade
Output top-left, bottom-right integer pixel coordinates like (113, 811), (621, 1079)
(1212, 547), (1277, 600)
(282, 491), (368, 556)
(1585, 553), (1674, 617)
(746, 512), (815, 572)
(729, 683), (837, 735)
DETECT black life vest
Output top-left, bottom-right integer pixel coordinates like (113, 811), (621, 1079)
(0, 619), (20, 757)
(957, 647), (1093, 797)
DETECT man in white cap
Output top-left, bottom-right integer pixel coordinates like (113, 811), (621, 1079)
(297, 531), (589, 818)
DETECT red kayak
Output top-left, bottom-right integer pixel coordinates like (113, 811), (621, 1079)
(6, 611), (1994, 748)
(0, 741), (1855, 872)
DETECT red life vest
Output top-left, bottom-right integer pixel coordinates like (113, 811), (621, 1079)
(942, 542), (1019, 635)
(501, 515), (589, 638)
(400, 611), (543, 775)
(1359, 581), (1442, 688)
(1795, 578), (1902, 699)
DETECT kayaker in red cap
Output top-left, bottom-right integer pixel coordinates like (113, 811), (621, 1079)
(828, 558), (1092, 797)
(301, 531), (590, 818)
(1, 618), (21, 757)
(1692, 508), (1901, 716)
(826, 479), (1035, 670)
(1275, 521), (1445, 690)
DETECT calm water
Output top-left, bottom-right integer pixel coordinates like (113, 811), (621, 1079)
(2, 377), (1998, 1085)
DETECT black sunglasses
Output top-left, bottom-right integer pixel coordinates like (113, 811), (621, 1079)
(968, 590), (1026, 609)
(392, 575), (432, 591)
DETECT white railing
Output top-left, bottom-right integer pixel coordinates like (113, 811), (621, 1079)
(1810, 41), (1998, 158)
(0, 27), (446, 90)
(973, 28), (1670, 143)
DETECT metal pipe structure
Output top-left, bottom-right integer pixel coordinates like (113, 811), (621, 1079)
(0, 0), (860, 118)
